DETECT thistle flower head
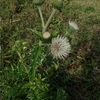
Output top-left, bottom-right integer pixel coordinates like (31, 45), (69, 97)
(50, 35), (71, 59)
(69, 21), (79, 30)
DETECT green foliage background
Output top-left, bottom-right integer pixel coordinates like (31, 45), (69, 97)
(0, 0), (100, 100)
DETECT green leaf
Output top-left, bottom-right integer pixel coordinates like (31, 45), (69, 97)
(51, 31), (58, 37)
(28, 28), (42, 39)
(23, 83), (33, 89)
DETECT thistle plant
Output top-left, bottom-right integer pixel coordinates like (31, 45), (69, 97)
(1, 0), (79, 99)
(1, 0), (100, 100)
(27, 5), (79, 99)
(28, 0), (79, 77)
(30, 0), (78, 60)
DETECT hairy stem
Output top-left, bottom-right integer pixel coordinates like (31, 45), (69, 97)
(38, 6), (45, 28)
(42, 8), (57, 33)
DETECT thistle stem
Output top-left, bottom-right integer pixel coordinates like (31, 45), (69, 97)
(42, 8), (57, 33)
(38, 6), (45, 28)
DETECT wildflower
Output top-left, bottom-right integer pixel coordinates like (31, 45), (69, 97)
(69, 21), (79, 30)
(50, 35), (71, 59)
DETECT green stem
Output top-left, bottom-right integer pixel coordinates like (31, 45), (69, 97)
(42, 8), (57, 33)
(32, 46), (41, 77)
(38, 6), (45, 28)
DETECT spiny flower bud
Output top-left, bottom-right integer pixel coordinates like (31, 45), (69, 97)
(33, 0), (44, 5)
(53, 0), (63, 10)
(69, 21), (79, 30)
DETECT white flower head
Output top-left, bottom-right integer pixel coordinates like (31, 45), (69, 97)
(50, 35), (71, 59)
(69, 21), (79, 30)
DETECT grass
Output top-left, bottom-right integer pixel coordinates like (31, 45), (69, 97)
(1, 0), (100, 100)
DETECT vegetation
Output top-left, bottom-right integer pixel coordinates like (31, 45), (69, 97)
(0, 0), (100, 100)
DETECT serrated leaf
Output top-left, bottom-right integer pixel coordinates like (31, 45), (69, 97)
(28, 28), (42, 38)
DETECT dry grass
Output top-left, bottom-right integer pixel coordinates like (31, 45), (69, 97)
(73, 0), (100, 10)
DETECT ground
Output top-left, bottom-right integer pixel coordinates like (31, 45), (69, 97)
(1, 0), (100, 100)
